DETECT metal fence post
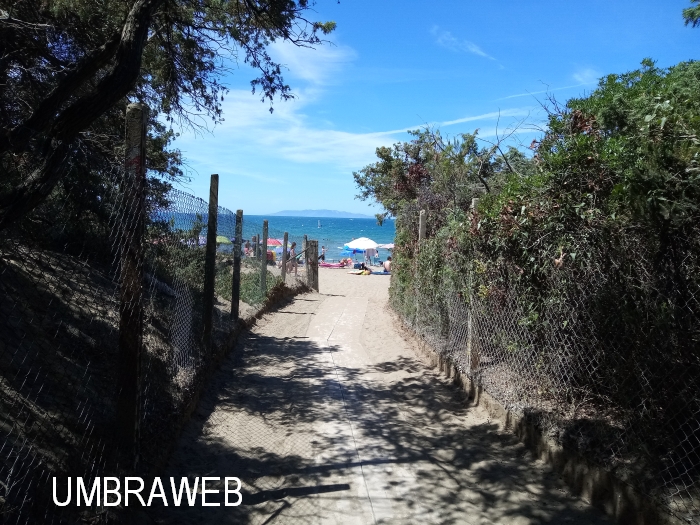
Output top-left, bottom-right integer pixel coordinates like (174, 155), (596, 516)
(281, 231), (288, 283)
(307, 240), (319, 291)
(232, 209), (243, 323)
(202, 174), (219, 351)
(260, 220), (268, 298)
(118, 103), (147, 467)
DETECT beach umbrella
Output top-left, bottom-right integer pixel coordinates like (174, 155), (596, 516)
(216, 235), (232, 244)
(344, 237), (378, 251)
(267, 238), (283, 247)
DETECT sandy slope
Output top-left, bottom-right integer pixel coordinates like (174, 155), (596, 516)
(150, 268), (610, 524)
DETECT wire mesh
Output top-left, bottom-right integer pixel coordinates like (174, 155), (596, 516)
(391, 208), (700, 524)
(138, 188), (212, 474)
(239, 217), (311, 301)
(138, 205), (315, 475)
(0, 165), (129, 524)
(0, 133), (317, 525)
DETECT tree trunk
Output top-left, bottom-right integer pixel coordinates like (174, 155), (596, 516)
(0, 0), (167, 232)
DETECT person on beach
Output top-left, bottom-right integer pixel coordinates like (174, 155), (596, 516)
(383, 256), (392, 273)
(320, 246), (326, 262)
(287, 242), (298, 276)
(244, 240), (251, 256)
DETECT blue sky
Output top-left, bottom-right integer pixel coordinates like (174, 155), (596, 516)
(170, 0), (699, 216)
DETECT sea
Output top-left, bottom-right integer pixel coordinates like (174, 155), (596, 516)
(242, 215), (396, 261)
(159, 211), (396, 262)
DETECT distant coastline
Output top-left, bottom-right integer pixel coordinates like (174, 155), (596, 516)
(268, 209), (376, 219)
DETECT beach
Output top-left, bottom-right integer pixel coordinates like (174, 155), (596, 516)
(240, 216), (395, 262)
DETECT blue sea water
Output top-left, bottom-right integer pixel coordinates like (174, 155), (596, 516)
(242, 215), (396, 262)
(158, 211), (395, 262)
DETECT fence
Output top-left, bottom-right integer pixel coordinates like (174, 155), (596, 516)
(391, 207), (700, 524)
(0, 104), (319, 524)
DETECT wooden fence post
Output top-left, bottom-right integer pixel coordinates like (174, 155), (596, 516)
(231, 209), (243, 323)
(118, 103), (147, 467)
(466, 198), (479, 373)
(202, 174), (219, 352)
(260, 220), (268, 298)
(466, 304), (474, 371)
(281, 232), (288, 283)
(307, 240), (319, 291)
(418, 209), (427, 243)
(302, 234), (308, 273)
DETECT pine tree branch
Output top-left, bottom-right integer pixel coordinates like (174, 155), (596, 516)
(0, 0), (166, 231)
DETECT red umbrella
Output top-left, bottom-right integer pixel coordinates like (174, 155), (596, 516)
(267, 238), (283, 246)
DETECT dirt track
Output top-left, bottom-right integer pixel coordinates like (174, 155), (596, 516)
(151, 268), (610, 524)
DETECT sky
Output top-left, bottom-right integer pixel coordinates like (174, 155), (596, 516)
(169, 0), (700, 216)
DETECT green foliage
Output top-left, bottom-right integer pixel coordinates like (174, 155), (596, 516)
(239, 268), (282, 306)
(213, 258), (281, 306)
(0, 0), (336, 231)
(478, 68), (699, 382)
(353, 128), (525, 226)
(461, 59), (700, 289)
(371, 59), (700, 420)
(147, 218), (207, 292)
(559, 59), (700, 227)
(146, 213), (283, 320)
(684, 0), (700, 26)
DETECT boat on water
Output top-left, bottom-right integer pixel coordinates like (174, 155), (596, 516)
(318, 220), (321, 228)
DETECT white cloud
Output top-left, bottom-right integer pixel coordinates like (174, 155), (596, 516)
(573, 67), (601, 85)
(175, 90), (535, 175)
(431, 26), (495, 60)
(499, 83), (588, 100)
(175, 89), (396, 171)
(269, 40), (357, 86)
(439, 109), (530, 127)
(172, 35), (531, 185)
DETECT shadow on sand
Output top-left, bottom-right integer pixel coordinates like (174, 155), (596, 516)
(148, 328), (610, 525)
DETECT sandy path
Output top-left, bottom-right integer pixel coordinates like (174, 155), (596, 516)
(152, 269), (610, 525)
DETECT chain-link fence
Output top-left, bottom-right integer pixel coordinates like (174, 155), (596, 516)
(139, 187), (213, 476)
(0, 154), (133, 523)
(391, 208), (700, 524)
(137, 188), (317, 477)
(0, 106), (316, 524)
(238, 217), (317, 298)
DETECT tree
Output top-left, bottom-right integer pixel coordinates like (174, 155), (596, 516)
(0, 0), (335, 231)
(684, 0), (700, 27)
(353, 128), (532, 224)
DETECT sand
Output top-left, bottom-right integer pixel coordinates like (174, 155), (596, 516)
(149, 268), (610, 524)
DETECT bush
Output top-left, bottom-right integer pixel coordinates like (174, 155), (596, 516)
(361, 59), (700, 511)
